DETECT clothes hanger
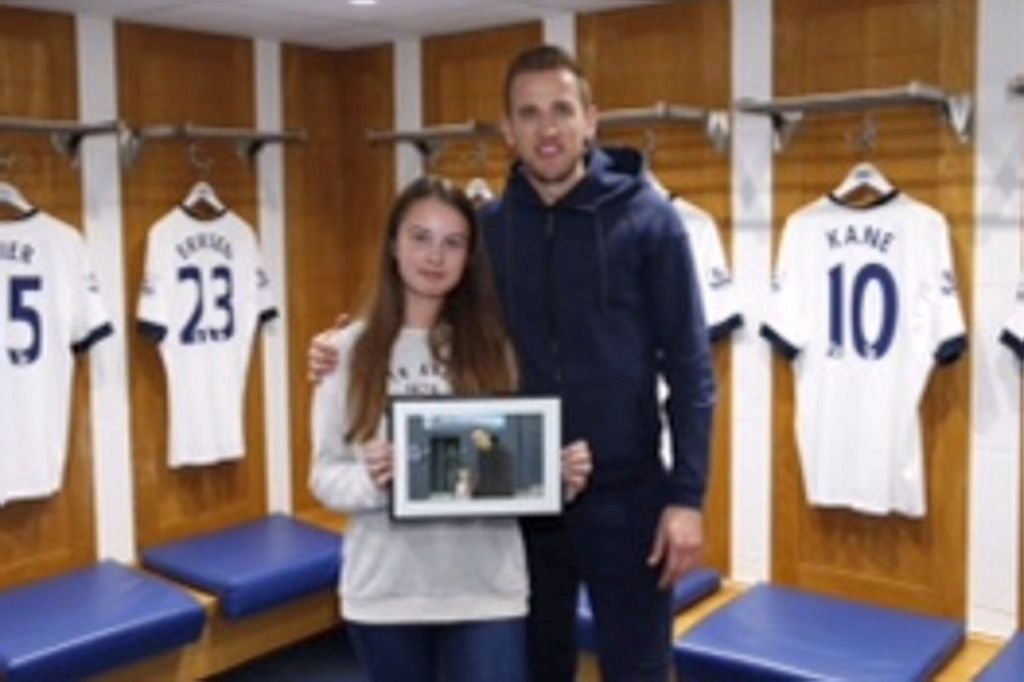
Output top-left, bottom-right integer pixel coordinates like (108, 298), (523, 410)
(0, 151), (35, 219)
(181, 143), (226, 218)
(831, 113), (896, 207)
(465, 176), (494, 205)
(832, 161), (895, 199)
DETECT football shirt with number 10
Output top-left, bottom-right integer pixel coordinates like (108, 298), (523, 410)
(137, 207), (277, 467)
(760, 191), (966, 517)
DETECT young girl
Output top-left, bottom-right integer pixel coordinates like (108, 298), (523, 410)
(310, 176), (530, 682)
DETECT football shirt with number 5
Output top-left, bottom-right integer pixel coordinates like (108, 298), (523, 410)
(1, 211), (111, 505)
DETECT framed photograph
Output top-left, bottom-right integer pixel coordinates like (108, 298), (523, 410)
(390, 395), (562, 519)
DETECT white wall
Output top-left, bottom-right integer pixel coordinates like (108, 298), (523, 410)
(256, 39), (292, 514)
(729, 0), (775, 584)
(394, 38), (423, 188)
(77, 14), (135, 562)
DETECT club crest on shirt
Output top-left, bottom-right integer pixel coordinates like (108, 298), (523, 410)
(940, 270), (957, 296)
(708, 266), (732, 290)
(140, 273), (156, 296)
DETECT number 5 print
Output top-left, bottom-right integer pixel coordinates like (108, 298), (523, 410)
(6, 276), (42, 365)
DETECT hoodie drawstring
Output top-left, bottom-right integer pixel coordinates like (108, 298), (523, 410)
(502, 206), (515, 327)
(591, 206), (610, 313)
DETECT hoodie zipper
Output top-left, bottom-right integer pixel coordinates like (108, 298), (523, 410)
(544, 210), (562, 386)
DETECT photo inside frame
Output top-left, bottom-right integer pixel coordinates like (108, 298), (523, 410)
(406, 413), (545, 502)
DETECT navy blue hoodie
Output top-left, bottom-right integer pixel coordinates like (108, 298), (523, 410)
(480, 147), (716, 508)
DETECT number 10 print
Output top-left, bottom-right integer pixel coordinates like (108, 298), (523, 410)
(827, 263), (898, 360)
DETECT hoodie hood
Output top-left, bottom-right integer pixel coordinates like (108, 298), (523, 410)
(503, 145), (646, 210)
(494, 146), (650, 321)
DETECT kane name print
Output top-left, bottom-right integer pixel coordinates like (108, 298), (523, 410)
(825, 224), (895, 253)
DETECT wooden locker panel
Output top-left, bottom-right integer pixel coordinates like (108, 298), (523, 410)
(118, 23), (267, 550)
(0, 7), (96, 590)
(422, 22), (541, 190)
(770, 0), (974, 618)
(577, 1), (733, 574)
(285, 44), (394, 516)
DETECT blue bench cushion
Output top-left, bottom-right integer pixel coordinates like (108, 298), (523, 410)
(0, 561), (204, 681)
(978, 631), (1024, 682)
(578, 568), (721, 653)
(142, 514), (343, 619)
(674, 584), (964, 681)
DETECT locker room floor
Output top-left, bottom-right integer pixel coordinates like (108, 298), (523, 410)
(210, 626), (368, 682)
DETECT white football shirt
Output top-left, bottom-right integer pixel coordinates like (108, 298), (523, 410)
(0, 211), (112, 505)
(137, 208), (277, 467)
(646, 173), (744, 468)
(761, 192), (965, 517)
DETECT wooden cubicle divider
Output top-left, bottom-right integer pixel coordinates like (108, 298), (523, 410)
(0, 7), (96, 591)
(578, 1), (734, 574)
(118, 23), (268, 550)
(285, 44), (395, 516)
(770, 0), (975, 618)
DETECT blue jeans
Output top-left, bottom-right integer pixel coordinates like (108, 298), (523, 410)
(348, 617), (527, 682)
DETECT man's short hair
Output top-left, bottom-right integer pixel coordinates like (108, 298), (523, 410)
(504, 44), (592, 113)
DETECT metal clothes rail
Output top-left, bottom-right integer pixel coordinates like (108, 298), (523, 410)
(735, 81), (973, 151)
(0, 117), (125, 164)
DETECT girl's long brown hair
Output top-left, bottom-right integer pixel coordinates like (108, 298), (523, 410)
(345, 176), (517, 442)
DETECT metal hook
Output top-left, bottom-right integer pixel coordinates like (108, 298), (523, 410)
(0, 150), (14, 178)
(472, 139), (488, 174)
(852, 111), (878, 157)
(643, 128), (657, 166)
(188, 142), (214, 178)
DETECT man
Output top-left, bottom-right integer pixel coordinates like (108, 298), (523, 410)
(309, 45), (714, 682)
(481, 45), (715, 681)
(470, 428), (515, 497)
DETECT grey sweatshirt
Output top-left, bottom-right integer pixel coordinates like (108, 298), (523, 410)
(310, 323), (528, 624)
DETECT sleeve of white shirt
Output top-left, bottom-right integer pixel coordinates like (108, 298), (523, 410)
(691, 210), (742, 341)
(136, 227), (170, 342)
(247, 231), (278, 325)
(309, 330), (389, 513)
(671, 198), (742, 342)
(70, 231), (113, 353)
(760, 213), (807, 359)
(928, 213), (967, 364)
(1000, 281), (1024, 361)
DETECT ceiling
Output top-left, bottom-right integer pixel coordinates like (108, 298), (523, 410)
(0, 0), (662, 50)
